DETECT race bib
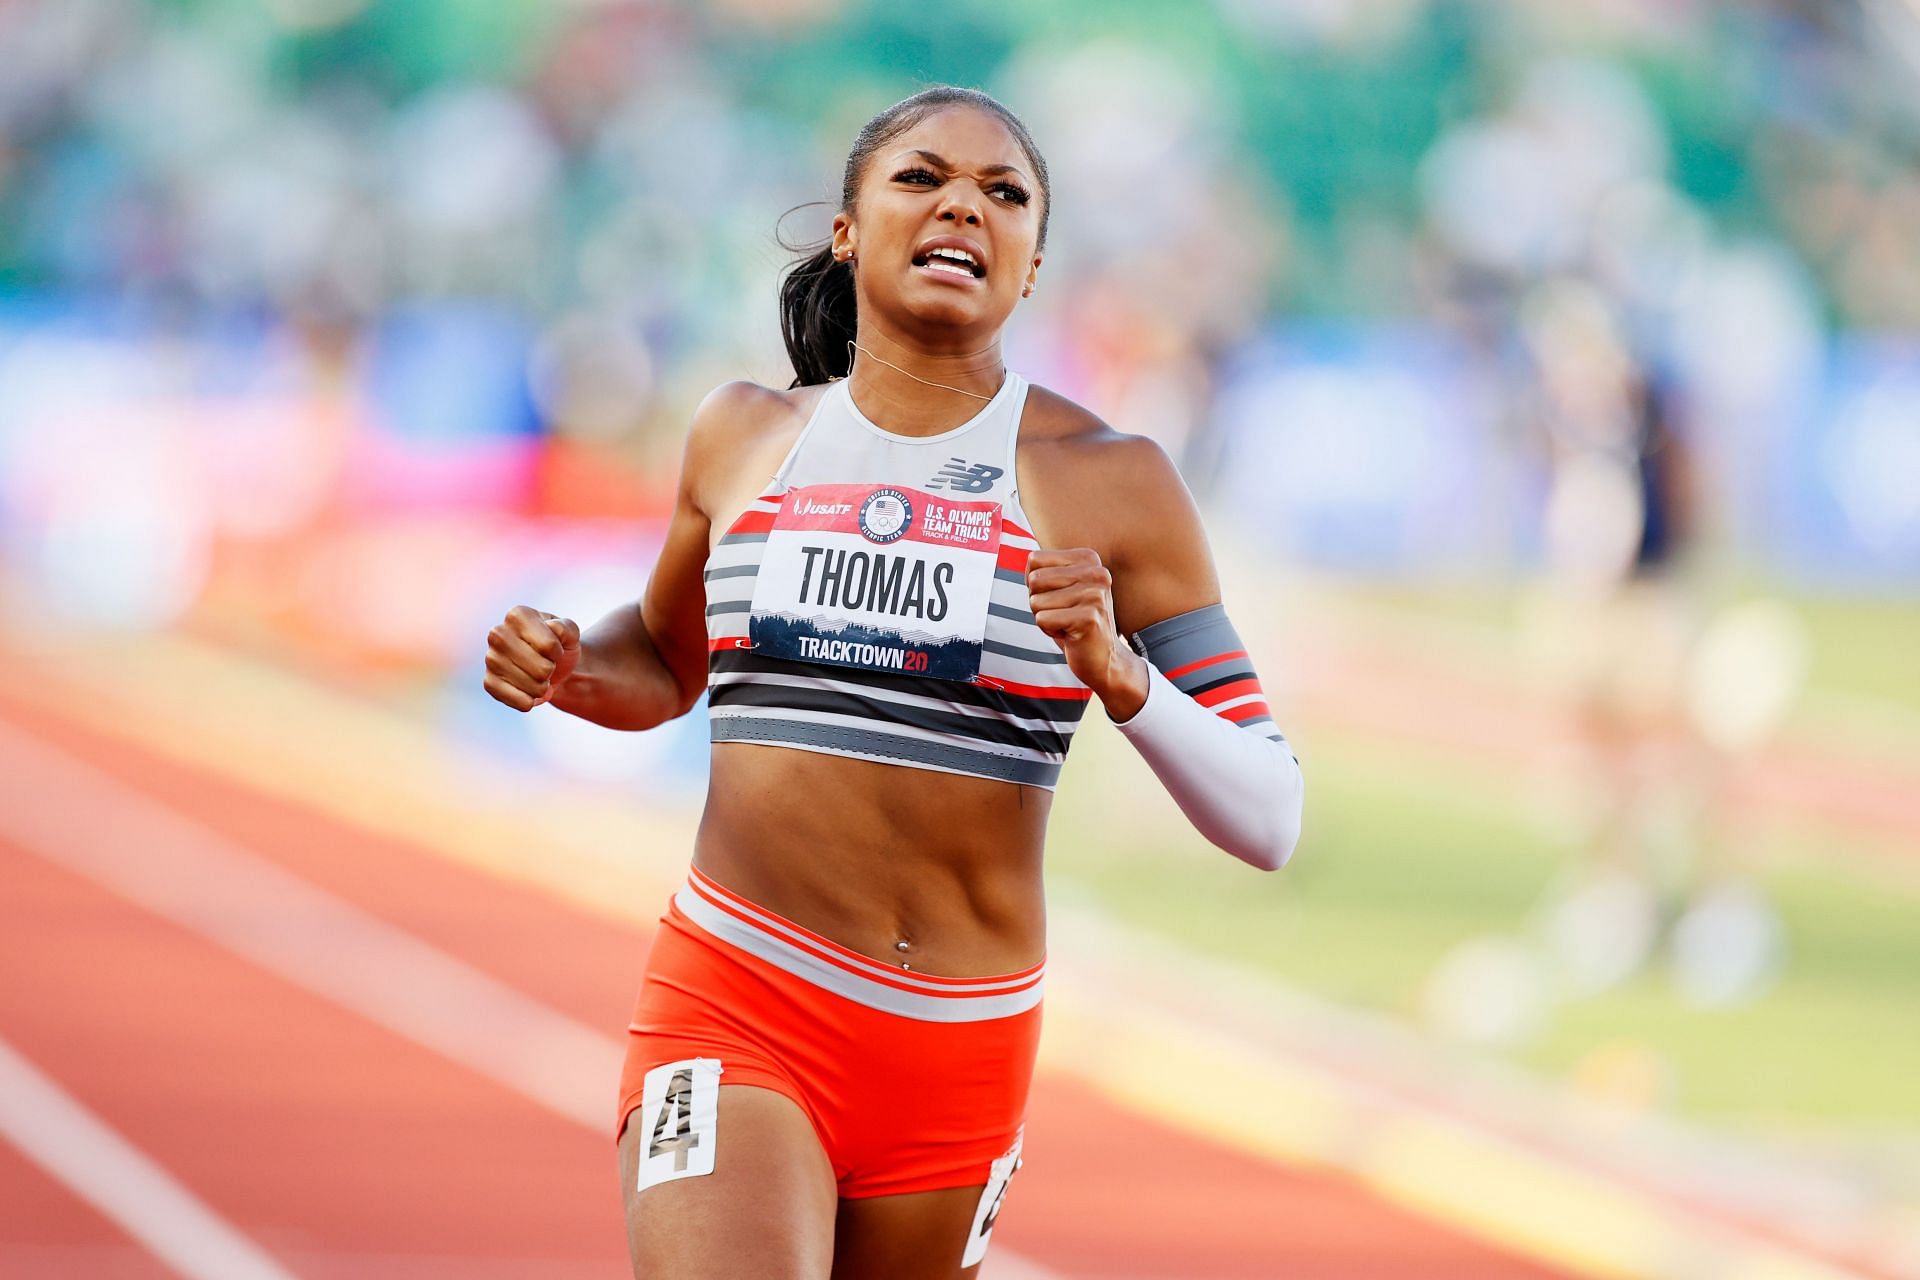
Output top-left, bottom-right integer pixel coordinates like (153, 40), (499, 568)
(747, 482), (1002, 682)
(634, 1057), (721, 1192)
(961, 1133), (1023, 1267)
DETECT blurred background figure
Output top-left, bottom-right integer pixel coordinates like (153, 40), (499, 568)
(1, 2), (1916, 1278)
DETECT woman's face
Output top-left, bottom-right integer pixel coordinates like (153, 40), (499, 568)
(835, 106), (1044, 339)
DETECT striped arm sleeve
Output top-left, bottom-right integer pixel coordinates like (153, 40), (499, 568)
(1114, 604), (1303, 871)
(1130, 604), (1292, 756)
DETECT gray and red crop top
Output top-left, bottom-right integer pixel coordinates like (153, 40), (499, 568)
(702, 370), (1094, 789)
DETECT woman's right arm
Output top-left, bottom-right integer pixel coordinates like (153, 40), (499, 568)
(483, 382), (763, 730)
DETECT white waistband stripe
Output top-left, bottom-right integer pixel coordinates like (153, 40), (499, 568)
(674, 873), (1045, 1023)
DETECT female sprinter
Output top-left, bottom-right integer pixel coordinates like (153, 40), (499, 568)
(483, 85), (1303, 1280)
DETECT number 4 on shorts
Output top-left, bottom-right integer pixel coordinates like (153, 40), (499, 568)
(636, 1058), (722, 1192)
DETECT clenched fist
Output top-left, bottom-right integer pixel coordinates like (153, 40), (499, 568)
(484, 605), (581, 712)
(1025, 547), (1148, 718)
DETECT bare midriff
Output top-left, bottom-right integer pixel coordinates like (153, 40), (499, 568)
(693, 741), (1050, 979)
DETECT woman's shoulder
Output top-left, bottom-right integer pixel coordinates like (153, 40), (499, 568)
(680, 378), (832, 472)
(1019, 381), (1182, 489)
(675, 380), (833, 520)
(688, 379), (829, 445)
(1014, 381), (1199, 563)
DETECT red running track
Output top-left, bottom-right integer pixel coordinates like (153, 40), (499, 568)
(0, 693), (1571, 1279)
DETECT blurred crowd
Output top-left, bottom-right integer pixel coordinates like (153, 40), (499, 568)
(0, 0), (1916, 656)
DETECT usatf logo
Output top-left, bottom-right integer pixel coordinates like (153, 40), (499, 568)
(857, 488), (914, 543)
(927, 458), (1005, 493)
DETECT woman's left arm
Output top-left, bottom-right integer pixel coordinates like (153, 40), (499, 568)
(1025, 434), (1303, 871)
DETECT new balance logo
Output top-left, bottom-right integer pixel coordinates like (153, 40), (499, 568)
(927, 458), (1005, 493)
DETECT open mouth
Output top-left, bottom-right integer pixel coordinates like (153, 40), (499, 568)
(911, 246), (986, 280)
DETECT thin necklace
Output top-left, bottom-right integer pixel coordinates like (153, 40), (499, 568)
(832, 339), (1003, 403)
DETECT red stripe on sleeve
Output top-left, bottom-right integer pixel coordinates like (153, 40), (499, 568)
(1222, 700), (1273, 723)
(1195, 677), (1264, 708)
(1163, 649), (1248, 681)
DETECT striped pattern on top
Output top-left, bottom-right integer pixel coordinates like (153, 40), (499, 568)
(705, 491), (1091, 789)
(675, 866), (1046, 1022)
(1131, 604), (1293, 756)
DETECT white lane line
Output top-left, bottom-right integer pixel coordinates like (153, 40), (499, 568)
(0, 1035), (298, 1280)
(0, 718), (616, 1131)
(0, 721), (1067, 1280)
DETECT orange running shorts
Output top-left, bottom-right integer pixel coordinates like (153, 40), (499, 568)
(617, 866), (1042, 1203)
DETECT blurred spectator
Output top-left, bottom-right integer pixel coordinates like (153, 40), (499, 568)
(0, 0), (1911, 663)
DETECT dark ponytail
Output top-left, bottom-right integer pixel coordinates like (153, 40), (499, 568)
(776, 236), (860, 389)
(777, 85), (1051, 389)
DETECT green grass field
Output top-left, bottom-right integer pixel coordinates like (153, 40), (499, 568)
(1046, 590), (1920, 1141)
(1343, 581), (1920, 721)
(1794, 594), (1920, 719)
